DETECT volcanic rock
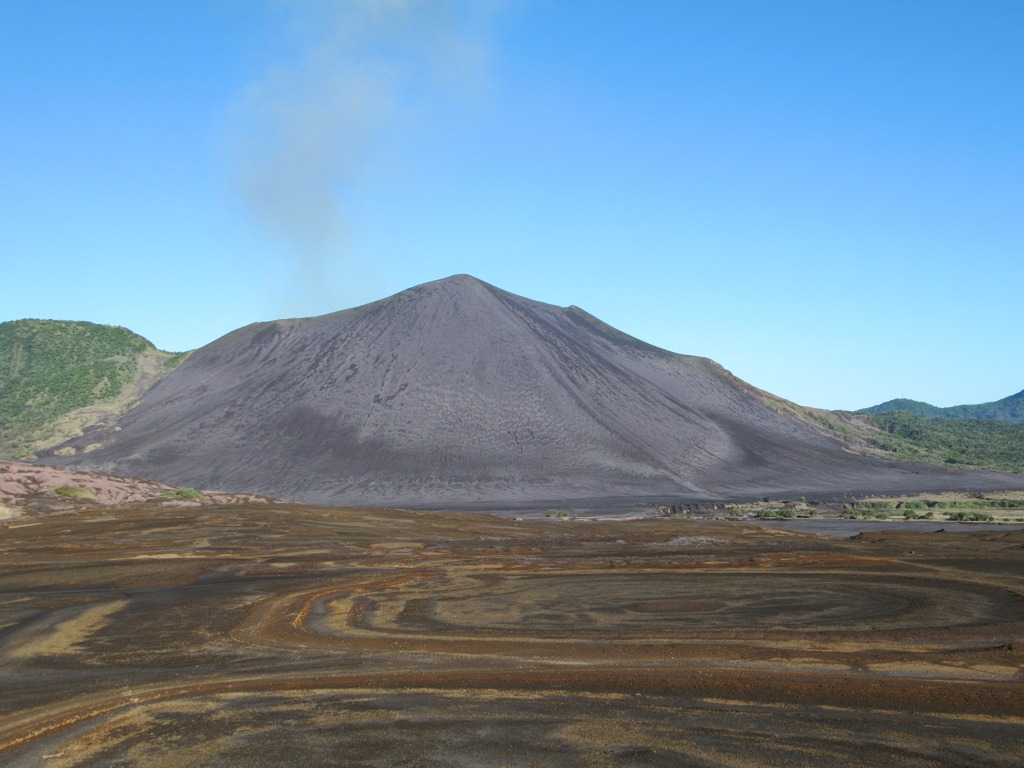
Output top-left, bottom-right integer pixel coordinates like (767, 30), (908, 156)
(42, 275), (1024, 506)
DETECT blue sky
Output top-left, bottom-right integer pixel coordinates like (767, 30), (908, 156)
(2, 1), (1021, 411)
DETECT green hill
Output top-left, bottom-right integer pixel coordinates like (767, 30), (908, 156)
(861, 411), (1024, 475)
(859, 390), (1024, 424)
(806, 408), (1024, 476)
(858, 398), (945, 418)
(0, 320), (186, 458)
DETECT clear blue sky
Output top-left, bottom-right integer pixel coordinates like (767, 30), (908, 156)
(2, 1), (1021, 411)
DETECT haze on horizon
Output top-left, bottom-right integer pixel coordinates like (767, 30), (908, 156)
(1, 1), (1021, 412)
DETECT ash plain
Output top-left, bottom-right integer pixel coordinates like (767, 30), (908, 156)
(1, 501), (1023, 767)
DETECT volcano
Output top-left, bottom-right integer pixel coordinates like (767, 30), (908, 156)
(42, 275), (1022, 506)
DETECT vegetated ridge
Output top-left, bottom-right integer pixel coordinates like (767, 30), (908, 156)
(857, 411), (1024, 475)
(849, 390), (1024, 474)
(859, 390), (1024, 423)
(41, 275), (1024, 507)
(0, 320), (187, 459)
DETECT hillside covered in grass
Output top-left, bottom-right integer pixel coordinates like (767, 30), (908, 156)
(859, 390), (1024, 424)
(806, 408), (1024, 476)
(0, 320), (186, 458)
(862, 411), (1024, 474)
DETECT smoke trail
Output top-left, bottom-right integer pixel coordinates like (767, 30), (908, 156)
(226, 0), (495, 313)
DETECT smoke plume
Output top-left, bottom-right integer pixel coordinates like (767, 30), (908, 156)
(226, 0), (495, 313)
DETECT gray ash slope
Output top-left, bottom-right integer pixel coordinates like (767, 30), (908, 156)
(44, 276), (1022, 505)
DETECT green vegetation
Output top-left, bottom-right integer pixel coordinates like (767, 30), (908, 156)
(840, 495), (1021, 522)
(52, 484), (94, 499)
(946, 511), (995, 522)
(862, 411), (1024, 474)
(545, 509), (569, 518)
(163, 351), (190, 371)
(858, 398), (946, 418)
(841, 506), (875, 520)
(859, 391), (1024, 424)
(163, 487), (204, 502)
(840, 506), (898, 520)
(902, 509), (935, 520)
(804, 410), (852, 437)
(0, 319), (186, 458)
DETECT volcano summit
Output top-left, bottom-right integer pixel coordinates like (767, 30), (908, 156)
(43, 276), (1022, 505)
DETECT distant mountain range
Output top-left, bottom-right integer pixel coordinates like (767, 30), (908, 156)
(858, 391), (1024, 424)
(29, 275), (1021, 506)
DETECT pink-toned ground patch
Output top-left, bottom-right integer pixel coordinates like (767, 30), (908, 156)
(0, 460), (276, 511)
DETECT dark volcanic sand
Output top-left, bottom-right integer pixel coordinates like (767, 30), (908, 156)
(42, 275), (1024, 506)
(1, 505), (1023, 766)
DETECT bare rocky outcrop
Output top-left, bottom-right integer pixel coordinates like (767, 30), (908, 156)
(0, 459), (276, 516)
